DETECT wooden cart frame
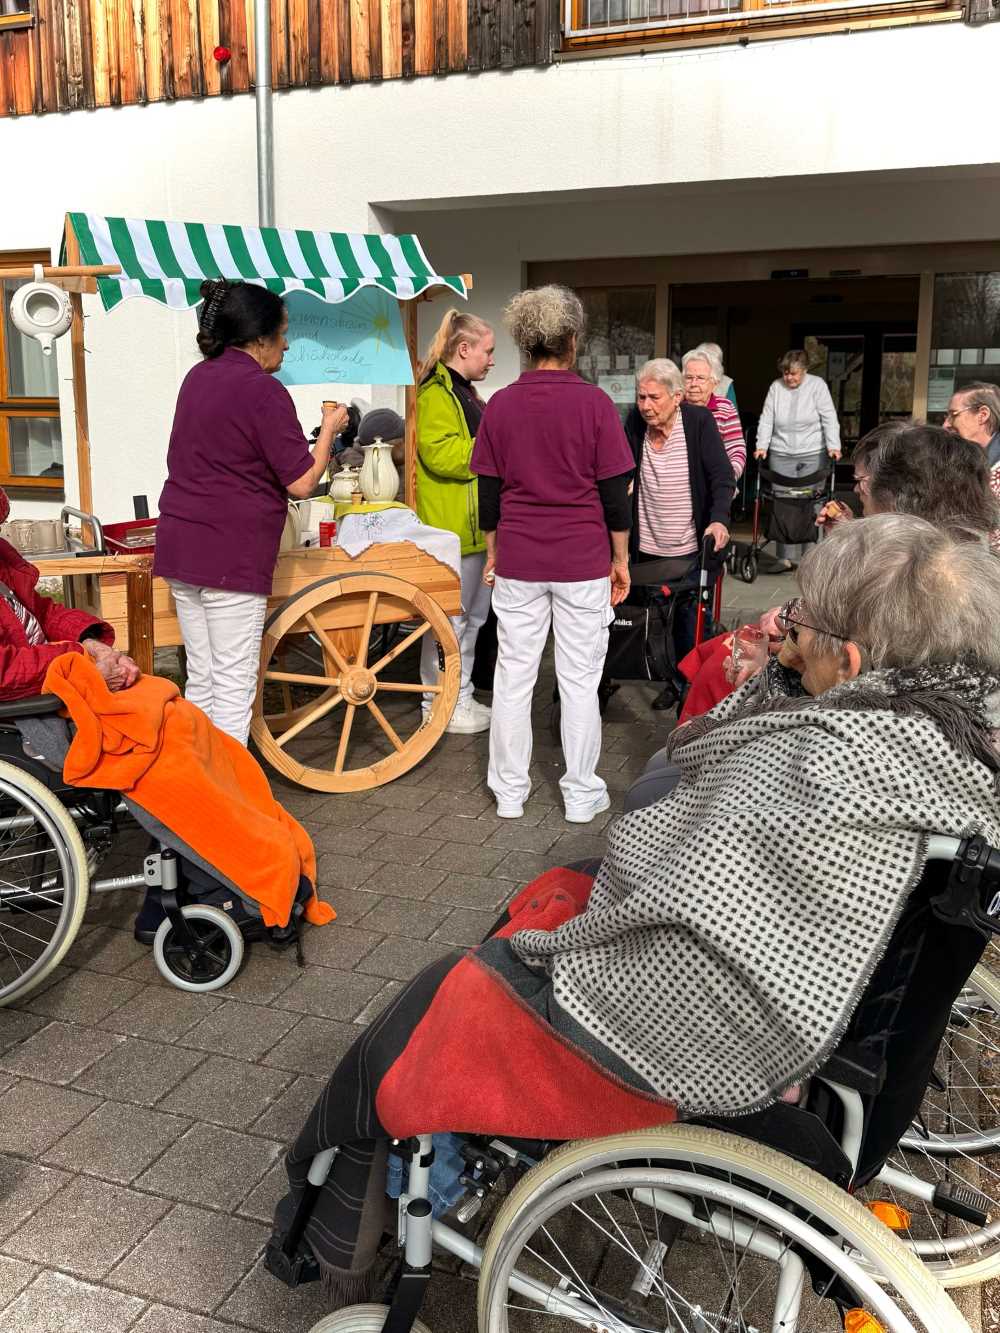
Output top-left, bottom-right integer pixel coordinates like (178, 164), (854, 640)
(16, 216), (474, 791)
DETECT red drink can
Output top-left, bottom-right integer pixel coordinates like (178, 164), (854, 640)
(319, 520), (337, 548)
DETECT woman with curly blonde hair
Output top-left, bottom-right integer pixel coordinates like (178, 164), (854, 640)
(471, 285), (634, 823)
(416, 308), (496, 733)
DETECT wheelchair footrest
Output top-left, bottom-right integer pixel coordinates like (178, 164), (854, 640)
(932, 1179), (990, 1226)
(263, 1238), (321, 1287)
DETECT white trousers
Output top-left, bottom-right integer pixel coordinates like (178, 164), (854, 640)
(489, 575), (613, 813)
(420, 551), (493, 706)
(169, 581), (268, 746)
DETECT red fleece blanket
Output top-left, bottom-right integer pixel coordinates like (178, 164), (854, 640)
(678, 632), (733, 722)
(43, 653), (334, 930)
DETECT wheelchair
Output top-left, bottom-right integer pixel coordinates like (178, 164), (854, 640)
(0, 692), (252, 1005)
(270, 834), (1000, 1333)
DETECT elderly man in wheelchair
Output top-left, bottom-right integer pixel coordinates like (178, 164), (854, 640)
(267, 514), (1000, 1333)
(0, 491), (331, 1002)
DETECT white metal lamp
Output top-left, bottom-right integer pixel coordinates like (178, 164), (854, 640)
(8, 265), (73, 356)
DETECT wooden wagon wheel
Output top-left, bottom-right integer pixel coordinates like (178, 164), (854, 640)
(251, 573), (460, 793)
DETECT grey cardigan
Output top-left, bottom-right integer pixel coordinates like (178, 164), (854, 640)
(756, 374), (841, 458)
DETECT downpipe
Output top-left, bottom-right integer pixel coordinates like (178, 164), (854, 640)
(254, 0), (275, 226)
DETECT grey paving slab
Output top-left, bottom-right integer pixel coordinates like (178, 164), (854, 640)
(353, 895), (450, 940)
(63, 926), (151, 975)
(298, 922), (383, 970)
(314, 852), (385, 891)
(99, 985), (224, 1042)
(424, 840), (507, 877)
(0, 1155), (71, 1241)
(4, 1174), (171, 1279)
(0, 1080), (101, 1158)
(272, 964), (386, 1021)
(23, 970), (144, 1025)
(179, 1001), (303, 1062)
(493, 849), (565, 883)
(2, 1270), (146, 1333)
(423, 813), (494, 845)
(259, 1015), (360, 1075)
(485, 822), (562, 853)
(213, 949), (303, 1005)
(235, 1159), (287, 1224)
(72, 1036), (207, 1106)
(353, 863), (447, 902)
(249, 1074), (326, 1142)
(107, 1202), (269, 1312)
(0, 1021), (124, 1086)
(545, 831), (613, 865)
(352, 980), (404, 1026)
(362, 805), (445, 837)
(0, 1008), (47, 1054)
(132, 1307), (259, 1333)
(216, 1255), (335, 1333)
(430, 906), (497, 948)
(363, 832), (446, 867)
(299, 884), (383, 927)
(135, 1123), (282, 1212)
(0, 1254), (36, 1312)
(355, 935), (455, 981)
(363, 784), (435, 811)
(41, 1099), (190, 1183)
(310, 823), (381, 853)
(158, 1055), (293, 1131)
(425, 872), (515, 912)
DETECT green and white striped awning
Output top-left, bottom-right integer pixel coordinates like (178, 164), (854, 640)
(64, 212), (469, 311)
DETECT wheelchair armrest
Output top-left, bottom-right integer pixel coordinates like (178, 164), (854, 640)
(813, 1042), (885, 1097)
(0, 694), (64, 720)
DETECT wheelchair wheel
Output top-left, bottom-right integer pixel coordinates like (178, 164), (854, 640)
(0, 758), (89, 1007)
(858, 962), (1000, 1287)
(307, 1304), (433, 1332)
(478, 1125), (970, 1332)
(152, 904), (244, 992)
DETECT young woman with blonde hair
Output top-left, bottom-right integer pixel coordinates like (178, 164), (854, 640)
(416, 308), (496, 733)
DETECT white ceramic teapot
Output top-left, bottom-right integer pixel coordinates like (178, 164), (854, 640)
(359, 439), (400, 503)
(329, 466), (361, 505)
(8, 265), (73, 356)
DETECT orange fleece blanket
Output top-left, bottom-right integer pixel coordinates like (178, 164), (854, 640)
(43, 653), (334, 930)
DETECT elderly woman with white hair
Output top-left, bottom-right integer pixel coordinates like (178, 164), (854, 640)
(681, 347), (746, 480)
(624, 357), (734, 707)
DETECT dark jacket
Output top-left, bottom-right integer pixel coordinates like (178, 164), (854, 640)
(625, 401), (734, 569)
(0, 541), (113, 699)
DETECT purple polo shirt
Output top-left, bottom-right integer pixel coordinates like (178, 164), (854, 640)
(471, 371), (634, 583)
(154, 348), (314, 596)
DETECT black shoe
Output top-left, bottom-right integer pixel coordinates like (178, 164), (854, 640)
(651, 687), (678, 711)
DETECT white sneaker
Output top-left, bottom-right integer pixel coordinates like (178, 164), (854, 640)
(564, 792), (611, 824)
(496, 801), (524, 819)
(445, 697), (492, 735)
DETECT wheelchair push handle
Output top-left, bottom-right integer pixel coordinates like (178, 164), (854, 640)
(928, 833), (1000, 940)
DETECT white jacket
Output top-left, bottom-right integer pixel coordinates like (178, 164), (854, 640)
(756, 374), (841, 458)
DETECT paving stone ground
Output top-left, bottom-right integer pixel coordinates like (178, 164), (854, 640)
(1, 570), (879, 1333)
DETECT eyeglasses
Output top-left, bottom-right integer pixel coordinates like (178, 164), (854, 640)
(853, 472), (871, 491)
(776, 598), (850, 647)
(944, 407), (973, 423)
(683, 374), (712, 385)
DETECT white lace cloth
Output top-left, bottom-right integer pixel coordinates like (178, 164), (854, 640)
(334, 508), (462, 581)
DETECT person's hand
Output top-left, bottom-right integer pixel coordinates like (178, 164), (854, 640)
(610, 559), (630, 607)
(82, 640), (140, 692)
(816, 499), (853, 531)
(112, 652), (142, 689)
(828, 450), (842, 461)
(754, 450), (767, 460)
(483, 554), (496, 587)
(321, 402), (350, 435)
(704, 522), (729, 552)
(758, 605), (788, 654)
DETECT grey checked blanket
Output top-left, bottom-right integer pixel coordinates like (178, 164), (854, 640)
(512, 664), (1000, 1116)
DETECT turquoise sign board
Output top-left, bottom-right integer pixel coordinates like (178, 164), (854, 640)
(275, 288), (414, 387)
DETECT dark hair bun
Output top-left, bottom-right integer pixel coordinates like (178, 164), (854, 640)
(195, 280), (285, 362)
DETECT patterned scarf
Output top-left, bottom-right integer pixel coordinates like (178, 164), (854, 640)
(512, 662), (1000, 1115)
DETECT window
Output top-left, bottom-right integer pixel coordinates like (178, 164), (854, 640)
(0, 0), (33, 30)
(927, 272), (1000, 425)
(575, 286), (656, 422)
(0, 257), (64, 493)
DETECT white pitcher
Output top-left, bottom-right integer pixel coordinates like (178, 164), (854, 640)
(359, 439), (399, 503)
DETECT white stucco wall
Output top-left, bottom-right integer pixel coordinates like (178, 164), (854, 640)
(2, 17), (998, 520)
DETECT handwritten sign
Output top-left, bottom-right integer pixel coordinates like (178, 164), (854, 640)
(275, 288), (414, 388)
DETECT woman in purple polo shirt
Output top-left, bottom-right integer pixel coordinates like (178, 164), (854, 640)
(471, 285), (634, 824)
(154, 279), (348, 744)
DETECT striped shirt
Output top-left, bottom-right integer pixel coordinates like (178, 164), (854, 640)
(707, 393), (746, 480)
(637, 415), (697, 557)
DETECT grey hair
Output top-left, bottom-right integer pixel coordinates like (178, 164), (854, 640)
(637, 358), (683, 395)
(778, 349), (810, 374)
(797, 513), (1000, 672)
(954, 381), (1000, 435)
(695, 341), (726, 373)
(503, 285), (585, 363)
(681, 349), (721, 384)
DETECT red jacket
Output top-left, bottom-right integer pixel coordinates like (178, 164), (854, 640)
(0, 540), (113, 699)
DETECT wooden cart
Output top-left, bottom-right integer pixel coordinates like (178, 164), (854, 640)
(41, 542), (462, 794)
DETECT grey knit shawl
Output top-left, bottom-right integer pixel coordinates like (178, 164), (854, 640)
(512, 663), (1000, 1116)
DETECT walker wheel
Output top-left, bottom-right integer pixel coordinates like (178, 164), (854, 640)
(152, 904), (245, 992)
(739, 552), (759, 584)
(306, 1303), (433, 1332)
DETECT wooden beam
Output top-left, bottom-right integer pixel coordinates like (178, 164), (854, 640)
(0, 263), (120, 278)
(913, 270), (934, 421)
(403, 297), (418, 508)
(61, 218), (95, 517)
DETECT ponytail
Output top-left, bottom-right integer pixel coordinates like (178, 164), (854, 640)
(417, 308), (492, 383)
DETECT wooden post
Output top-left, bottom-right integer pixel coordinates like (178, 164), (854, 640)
(403, 297), (419, 508)
(61, 217), (95, 520)
(913, 270), (935, 421)
(126, 565), (155, 674)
